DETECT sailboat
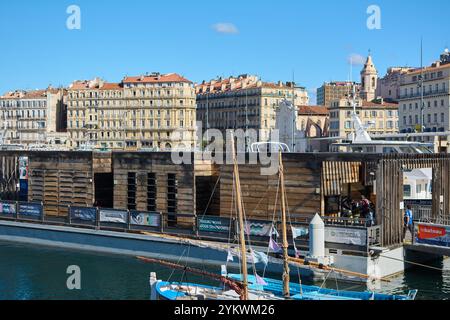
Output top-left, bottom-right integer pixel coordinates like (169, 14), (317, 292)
(226, 151), (418, 301)
(141, 136), (285, 300)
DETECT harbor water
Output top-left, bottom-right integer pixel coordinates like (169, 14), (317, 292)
(0, 240), (449, 300)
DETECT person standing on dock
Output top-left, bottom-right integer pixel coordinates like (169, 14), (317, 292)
(403, 205), (414, 241)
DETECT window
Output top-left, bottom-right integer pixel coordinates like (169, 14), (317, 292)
(416, 185), (422, 194)
(127, 172), (137, 210)
(147, 173), (157, 212)
(167, 174), (178, 226)
(404, 185), (412, 197)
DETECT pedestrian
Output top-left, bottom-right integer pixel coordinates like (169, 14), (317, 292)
(403, 205), (414, 241)
(360, 196), (371, 218)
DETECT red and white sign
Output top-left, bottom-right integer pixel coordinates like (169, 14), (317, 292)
(417, 225), (447, 240)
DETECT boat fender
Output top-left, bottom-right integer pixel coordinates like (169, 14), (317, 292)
(318, 263), (324, 270)
(304, 261), (310, 266)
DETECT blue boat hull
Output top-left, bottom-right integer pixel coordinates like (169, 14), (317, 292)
(228, 274), (417, 300)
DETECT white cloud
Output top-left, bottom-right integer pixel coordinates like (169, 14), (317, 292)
(212, 23), (239, 34)
(347, 53), (366, 66)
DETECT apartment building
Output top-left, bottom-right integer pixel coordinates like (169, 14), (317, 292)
(399, 50), (450, 133)
(316, 82), (361, 107)
(196, 75), (309, 144)
(67, 73), (196, 150)
(376, 67), (415, 103)
(329, 97), (399, 139)
(0, 88), (67, 146)
(398, 49), (450, 151)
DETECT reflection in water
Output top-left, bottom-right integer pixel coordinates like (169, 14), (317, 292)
(0, 241), (449, 300)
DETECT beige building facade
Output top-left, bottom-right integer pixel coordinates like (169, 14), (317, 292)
(67, 73), (196, 151)
(316, 82), (361, 107)
(376, 67), (415, 103)
(329, 98), (399, 139)
(0, 88), (67, 146)
(196, 75), (309, 144)
(398, 49), (450, 150)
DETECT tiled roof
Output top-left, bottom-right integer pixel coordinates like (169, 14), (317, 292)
(361, 101), (398, 108)
(407, 63), (450, 75)
(99, 83), (123, 90)
(298, 105), (329, 115)
(69, 81), (123, 90)
(1, 88), (62, 99)
(123, 73), (191, 84)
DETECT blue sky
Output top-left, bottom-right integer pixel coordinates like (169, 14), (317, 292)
(0, 0), (449, 103)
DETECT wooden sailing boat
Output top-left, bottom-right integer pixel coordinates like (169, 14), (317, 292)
(141, 136), (282, 300)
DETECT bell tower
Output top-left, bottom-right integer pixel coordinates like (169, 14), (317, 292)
(360, 52), (378, 101)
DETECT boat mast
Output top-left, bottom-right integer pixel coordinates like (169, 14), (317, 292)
(231, 135), (249, 300)
(278, 151), (290, 297)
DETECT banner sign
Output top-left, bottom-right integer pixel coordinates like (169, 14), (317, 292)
(325, 227), (367, 246)
(416, 223), (450, 247)
(244, 221), (273, 237)
(70, 207), (97, 222)
(404, 199), (432, 206)
(130, 211), (161, 228)
(99, 209), (128, 224)
(19, 157), (29, 180)
(18, 203), (43, 218)
(198, 216), (231, 234)
(0, 202), (16, 215)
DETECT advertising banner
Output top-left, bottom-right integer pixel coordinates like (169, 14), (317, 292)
(198, 216), (231, 234)
(18, 203), (43, 218)
(99, 209), (128, 224)
(130, 211), (161, 228)
(0, 202), (16, 215)
(325, 227), (367, 246)
(70, 207), (97, 222)
(19, 157), (29, 180)
(416, 223), (450, 247)
(244, 221), (273, 237)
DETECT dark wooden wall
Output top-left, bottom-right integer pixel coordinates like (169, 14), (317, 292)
(112, 152), (195, 215)
(28, 151), (94, 217)
(219, 154), (323, 220)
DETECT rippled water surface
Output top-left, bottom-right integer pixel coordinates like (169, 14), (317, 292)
(0, 241), (448, 300)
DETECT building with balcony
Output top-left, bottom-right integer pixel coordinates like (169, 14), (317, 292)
(376, 67), (416, 103)
(67, 73), (196, 151)
(398, 49), (450, 150)
(0, 88), (67, 146)
(196, 75), (309, 145)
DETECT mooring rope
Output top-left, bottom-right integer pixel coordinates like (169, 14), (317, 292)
(379, 254), (445, 272)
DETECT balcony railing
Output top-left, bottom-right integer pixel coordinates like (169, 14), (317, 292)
(399, 88), (449, 100)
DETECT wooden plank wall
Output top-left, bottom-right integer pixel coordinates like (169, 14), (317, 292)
(219, 156), (322, 220)
(0, 155), (19, 198)
(321, 161), (361, 196)
(112, 152), (195, 215)
(28, 152), (94, 216)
